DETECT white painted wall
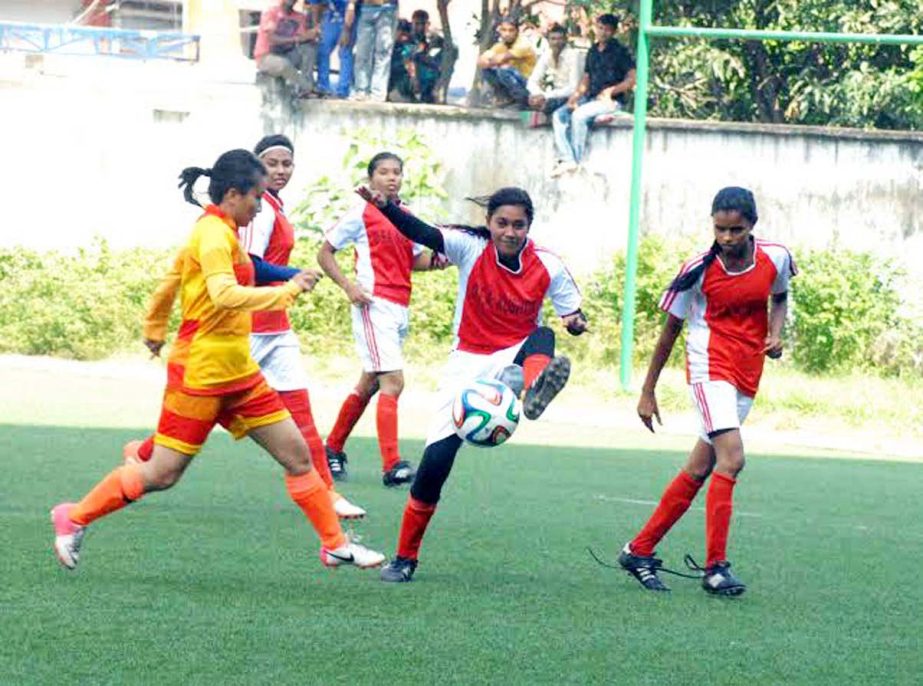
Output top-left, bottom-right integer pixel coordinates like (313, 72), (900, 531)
(1, 54), (921, 280)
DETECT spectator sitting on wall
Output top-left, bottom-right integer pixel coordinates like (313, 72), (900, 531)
(254, 0), (320, 98)
(389, 19), (417, 103)
(527, 23), (580, 116)
(551, 13), (635, 177)
(476, 17), (537, 109)
(410, 10), (444, 104)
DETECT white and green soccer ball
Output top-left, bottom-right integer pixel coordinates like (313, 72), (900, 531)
(452, 379), (521, 447)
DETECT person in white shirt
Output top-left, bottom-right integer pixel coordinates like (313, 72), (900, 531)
(526, 24), (581, 115)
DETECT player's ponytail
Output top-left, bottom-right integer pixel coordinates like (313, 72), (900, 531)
(666, 186), (759, 293)
(452, 187), (534, 240)
(177, 149), (266, 208)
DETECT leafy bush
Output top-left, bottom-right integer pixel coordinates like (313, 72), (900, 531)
(1, 238), (920, 380)
(789, 250), (923, 376)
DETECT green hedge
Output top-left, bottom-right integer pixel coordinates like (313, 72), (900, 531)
(1, 238), (920, 378)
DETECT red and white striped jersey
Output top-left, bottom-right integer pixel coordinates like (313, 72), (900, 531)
(326, 201), (424, 307)
(239, 191), (295, 334)
(660, 238), (797, 397)
(441, 230), (582, 354)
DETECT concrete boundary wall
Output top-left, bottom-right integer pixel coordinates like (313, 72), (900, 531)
(2, 56), (921, 275)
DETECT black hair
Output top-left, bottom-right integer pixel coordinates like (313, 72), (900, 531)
(597, 13), (619, 29)
(497, 15), (518, 28)
(253, 133), (294, 157)
(367, 151), (404, 178)
(548, 22), (566, 35)
(446, 187), (535, 240)
(177, 149), (266, 207)
(667, 186), (759, 293)
(412, 9), (429, 21)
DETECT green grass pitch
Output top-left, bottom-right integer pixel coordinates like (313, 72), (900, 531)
(2, 424), (921, 684)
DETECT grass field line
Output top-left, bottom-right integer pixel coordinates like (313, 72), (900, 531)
(594, 494), (765, 518)
(2, 353), (921, 461)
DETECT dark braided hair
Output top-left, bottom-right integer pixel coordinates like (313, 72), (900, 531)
(367, 151), (403, 177)
(444, 187), (535, 240)
(177, 149), (266, 207)
(253, 134), (294, 157)
(667, 186), (758, 293)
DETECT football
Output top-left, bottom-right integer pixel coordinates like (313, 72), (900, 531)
(452, 379), (521, 447)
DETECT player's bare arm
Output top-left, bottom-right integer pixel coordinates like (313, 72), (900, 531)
(316, 240), (373, 305)
(637, 314), (684, 433)
(764, 291), (788, 358)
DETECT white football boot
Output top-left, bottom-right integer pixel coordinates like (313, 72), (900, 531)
(320, 540), (385, 569)
(330, 491), (367, 519)
(51, 503), (86, 570)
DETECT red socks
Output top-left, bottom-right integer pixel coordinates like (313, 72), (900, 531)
(523, 354), (551, 389)
(705, 471), (737, 567)
(377, 393), (400, 472)
(279, 389), (334, 489)
(326, 391), (370, 453)
(396, 496), (437, 560)
(631, 470), (704, 557)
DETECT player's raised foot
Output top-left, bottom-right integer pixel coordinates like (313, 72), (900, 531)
(330, 491), (366, 519)
(122, 439), (144, 465)
(320, 540), (385, 569)
(50, 503), (86, 571)
(523, 355), (571, 420)
(380, 555), (417, 583)
(617, 543), (670, 592)
(325, 446), (348, 481)
(701, 561), (746, 597)
(382, 460), (415, 487)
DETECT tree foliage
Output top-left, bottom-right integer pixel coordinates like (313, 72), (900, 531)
(577, 0), (923, 129)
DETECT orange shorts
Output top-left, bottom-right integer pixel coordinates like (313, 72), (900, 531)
(154, 376), (289, 456)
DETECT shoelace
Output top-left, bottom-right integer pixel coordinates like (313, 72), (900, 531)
(586, 547), (704, 580)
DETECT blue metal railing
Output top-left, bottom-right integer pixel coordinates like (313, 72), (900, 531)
(0, 22), (199, 61)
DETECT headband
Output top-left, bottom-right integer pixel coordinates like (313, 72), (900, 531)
(258, 145), (294, 158)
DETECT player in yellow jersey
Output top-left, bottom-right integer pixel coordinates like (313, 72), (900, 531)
(50, 149), (385, 571)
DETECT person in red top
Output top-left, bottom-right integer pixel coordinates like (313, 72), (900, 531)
(354, 185), (588, 583)
(616, 186), (796, 597)
(317, 152), (438, 487)
(123, 135), (366, 520)
(50, 149), (385, 572)
(254, 0), (319, 98)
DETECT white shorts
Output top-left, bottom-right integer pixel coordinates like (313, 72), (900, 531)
(425, 337), (526, 447)
(351, 298), (409, 373)
(688, 380), (754, 444)
(249, 330), (309, 392)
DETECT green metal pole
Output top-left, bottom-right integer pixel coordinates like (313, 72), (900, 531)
(646, 25), (923, 47)
(619, 0), (653, 392)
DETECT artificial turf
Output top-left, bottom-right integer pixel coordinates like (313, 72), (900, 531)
(2, 424), (921, 684)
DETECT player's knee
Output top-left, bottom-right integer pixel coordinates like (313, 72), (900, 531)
(142, 465), (184, 492)
(379, 372), (404, 396)
(685, 464), (712, 481)
(715, 447), (745, 476)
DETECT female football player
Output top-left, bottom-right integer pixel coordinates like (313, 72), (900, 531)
(51, 149), (385, 572)
(124, 135), (366, 520)
(317, 152), (437, 487)
(354, 185), (588, 583)
(617, 186), (796, 596)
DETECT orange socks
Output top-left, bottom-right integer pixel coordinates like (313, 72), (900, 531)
(396, 496), (437, 560)
(326, 392), (370, 453)
(523, 354), (552, 389)
(70, 464), (145, 526)
(279, 390), (334, 489)
(377, 393), (400, 472)
(284, 470), (346, 550)
(705, 471), (737, 567)
(631, 470), (703, 557)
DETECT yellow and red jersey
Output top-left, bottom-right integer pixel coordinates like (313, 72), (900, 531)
(146, 205), (302, 396)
